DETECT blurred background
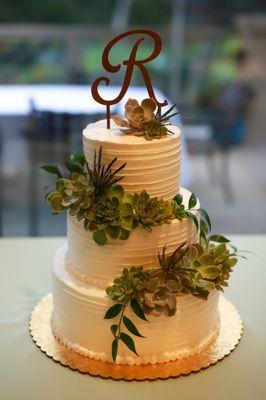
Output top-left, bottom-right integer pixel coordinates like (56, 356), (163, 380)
(0, 0), (265, 237)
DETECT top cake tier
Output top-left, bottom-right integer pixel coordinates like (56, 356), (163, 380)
(83, 120), (181, 201)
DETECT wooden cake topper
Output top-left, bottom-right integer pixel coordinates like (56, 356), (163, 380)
(91, 29), (168, 129)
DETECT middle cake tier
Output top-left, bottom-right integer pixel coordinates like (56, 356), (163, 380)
(66, 188), (199, 289)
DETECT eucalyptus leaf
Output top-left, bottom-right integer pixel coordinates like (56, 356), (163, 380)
(198, 209), (212, 231)
(188, 212), (198, 231)
(65, 161), (84, 174)
(41, 165), (62, 178)
(123, 316), (145, 338)
(70, 153), (86, 167)
(229, 244), (238, 253)
(112, 338), (118, 362)
(104, 303), (123, 319)
(111, 324), (118, 337)
(209, 234), (230, 243)
(188, 193), (197, 209)
(120, 332), (138, 356)
(130, 298), (148, 321)
(173, 194), (183, 205)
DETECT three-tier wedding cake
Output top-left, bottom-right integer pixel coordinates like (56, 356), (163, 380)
(38, 29), (241, 372)
(49, 108), (224, 365)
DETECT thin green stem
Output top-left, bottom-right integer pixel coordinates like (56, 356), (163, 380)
(117, 304), (126, 337)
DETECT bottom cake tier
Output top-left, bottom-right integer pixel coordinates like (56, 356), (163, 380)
(52, 245), (221, 365)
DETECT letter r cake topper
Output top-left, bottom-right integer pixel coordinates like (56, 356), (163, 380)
(91, 29), (168, 129)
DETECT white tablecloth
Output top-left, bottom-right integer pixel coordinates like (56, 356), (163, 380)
(0, 84), (191, 185)
(0, 84), (171, 117)
(1, 235), (265, 399)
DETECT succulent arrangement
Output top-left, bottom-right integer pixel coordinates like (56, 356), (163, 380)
(42, 144), (243, 363)
(112, 98), (178, 140)
(42, 149), (206, 245)
(105, 234), (241, 361)
(133, 190), (174, 231)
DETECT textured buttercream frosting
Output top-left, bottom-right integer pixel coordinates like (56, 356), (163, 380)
(52, 246), (220, 365)
(66, 187), (199, 288)
(51, 119), (221, 365)
(83, 119), (181, 201)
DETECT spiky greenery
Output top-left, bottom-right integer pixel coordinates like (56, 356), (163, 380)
(88, 146), (126, 196)
(140, 102), (179, 140)
(154, 103), (179, 130)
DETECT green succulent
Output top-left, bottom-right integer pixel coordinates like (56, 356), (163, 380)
(88, 146), (126, 196)
(173, 241), (238, 298)
(171, 243), (215, 298)
(106, 266), (150, 305)
(137, 269), (181, 317)
(200, 242), (237, 290)
(142, 119), (169, 140)
(89, 185), (136, 245)
(47, 172), (94, 220)
(133, 191), (174, 231)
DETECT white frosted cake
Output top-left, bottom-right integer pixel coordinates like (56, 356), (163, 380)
(50, 117), (221, 365)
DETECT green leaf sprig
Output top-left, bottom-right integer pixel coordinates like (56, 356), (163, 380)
(105, 267), (149, 362)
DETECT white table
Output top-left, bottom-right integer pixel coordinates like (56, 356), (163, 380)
(0, 84), (191, 185)
(1, 235), (266, 400)
(0, 84), (173, 117)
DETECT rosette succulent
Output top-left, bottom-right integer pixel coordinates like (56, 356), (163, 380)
(133, 190), (174, 231)
(47, 172), (94, 220)
(112, 98), (178, 140)
(106, 266), (150, 305)
(89, 185), (136, 245)
(137, 269), (181, 317)
(173, 242), (238, 298)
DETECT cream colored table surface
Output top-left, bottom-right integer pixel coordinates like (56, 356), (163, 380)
(1, 236), (266, 400)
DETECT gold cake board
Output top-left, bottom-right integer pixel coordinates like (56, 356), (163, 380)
(29, 293), (243, 381)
